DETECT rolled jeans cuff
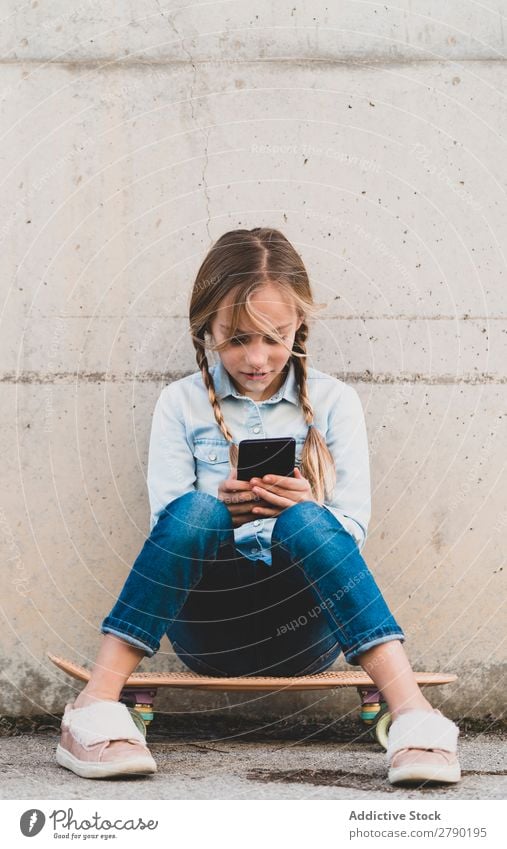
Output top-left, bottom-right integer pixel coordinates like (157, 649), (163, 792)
(344, 632), (406, 666)
(101, 617), (159, 657)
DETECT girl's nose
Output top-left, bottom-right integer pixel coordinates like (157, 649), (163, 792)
(245, 359), (268, 370)
(244, 338), (270, 366)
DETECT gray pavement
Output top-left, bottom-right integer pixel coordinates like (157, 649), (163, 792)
(1, 719), (506, 800)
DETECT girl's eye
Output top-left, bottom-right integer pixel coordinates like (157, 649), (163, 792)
(230, 335), (287, 345)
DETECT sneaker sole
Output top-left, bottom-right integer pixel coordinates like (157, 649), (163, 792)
(388, 763), (461, 785)
(56, 744), (157, 779)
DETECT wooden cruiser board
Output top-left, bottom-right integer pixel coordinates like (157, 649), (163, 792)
(48, 654), (457, 693)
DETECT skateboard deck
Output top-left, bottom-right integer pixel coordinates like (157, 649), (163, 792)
(48, 653), (457, 692)
(48, 653), (457, 748)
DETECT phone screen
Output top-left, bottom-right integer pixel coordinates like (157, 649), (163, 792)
(237, 437), (296, 481)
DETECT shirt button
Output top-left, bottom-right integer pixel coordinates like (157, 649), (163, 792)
(253, 520), (261, 527)
(208, 452), (217, 461)
(251, 546), (259, 553)
(252, 426), (260, 434)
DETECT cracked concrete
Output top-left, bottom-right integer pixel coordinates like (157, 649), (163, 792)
(2, 370), (507, 384)
(156, 0), (213, 242)
(1, 727), (506, 800)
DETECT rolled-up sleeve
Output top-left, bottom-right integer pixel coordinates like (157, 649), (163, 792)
(322, 383), (371, 550)
(147, 384), (196, 531)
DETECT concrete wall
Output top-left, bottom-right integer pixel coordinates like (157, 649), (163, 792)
(1, 1), (506, 719)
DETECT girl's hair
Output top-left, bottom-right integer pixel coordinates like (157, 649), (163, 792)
(189, 227), (336, 503)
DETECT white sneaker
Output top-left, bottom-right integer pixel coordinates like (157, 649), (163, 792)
(56, 700), (157, 779)
(386, 708), (460, 785)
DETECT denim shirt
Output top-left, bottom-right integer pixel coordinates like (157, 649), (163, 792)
(147, 359), (371, 565)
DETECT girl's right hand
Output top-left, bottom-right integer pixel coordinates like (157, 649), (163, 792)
(217, 467), (271, 528)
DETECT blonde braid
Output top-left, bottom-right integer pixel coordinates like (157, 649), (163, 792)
(292, 322), (314, 425)
(293, 326), (337, 503)
(196, 342), (239, 469)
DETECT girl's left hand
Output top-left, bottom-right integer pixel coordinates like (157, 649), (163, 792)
(248, 468), (315, 518)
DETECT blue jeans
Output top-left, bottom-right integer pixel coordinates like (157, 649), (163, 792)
(101, 492), (405, 676)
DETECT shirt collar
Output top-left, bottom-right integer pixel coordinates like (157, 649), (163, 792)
(211, 358), (299, 406)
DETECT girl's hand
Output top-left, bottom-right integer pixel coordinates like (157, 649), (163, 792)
(218, 467), (272, 528)
(248, 468), (316, 518)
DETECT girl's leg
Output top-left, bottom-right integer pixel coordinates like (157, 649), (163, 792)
(73, 635), (145, 708)
(356, 640), (432, 718)
(271, 503), (461, 783)
(270, 502), (431, 715)
(74, 491), (235, 707)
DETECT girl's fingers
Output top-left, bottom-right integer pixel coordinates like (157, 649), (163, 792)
(250, 471), (304, 490)
(250, 485), (293, 508)
(224, 482), (253, 492)
(222, 492), (263, 504)
(251, 506), (281, 517)
(228, 502), (258, 515)
(219, 480), (258, 500)
(226, 497), (270, 511)
(250, 470), (314, 504)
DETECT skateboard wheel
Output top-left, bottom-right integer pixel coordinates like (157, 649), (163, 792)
(373, 709), (392, 749)
(127, 707), (147, 738)
(360, 702), (381, 725)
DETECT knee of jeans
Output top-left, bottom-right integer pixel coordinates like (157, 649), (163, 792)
(158, 490), (232, 533)
(272, 500), (324, 544)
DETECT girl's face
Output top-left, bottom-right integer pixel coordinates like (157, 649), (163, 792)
(209, 282), (303, 401)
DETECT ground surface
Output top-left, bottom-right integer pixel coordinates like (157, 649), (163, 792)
(1, 715), (505, 800)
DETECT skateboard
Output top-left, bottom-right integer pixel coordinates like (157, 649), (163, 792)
(48, 654), (457, 749)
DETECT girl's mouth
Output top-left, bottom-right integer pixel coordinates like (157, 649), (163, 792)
(242, 372), (269, 380)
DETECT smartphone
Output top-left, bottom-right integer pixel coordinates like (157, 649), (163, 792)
(237, 437), (296, 481)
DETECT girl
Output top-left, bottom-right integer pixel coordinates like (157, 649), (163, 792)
(57, 227), (460, 785)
